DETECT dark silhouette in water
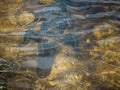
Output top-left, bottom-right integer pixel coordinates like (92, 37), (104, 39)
(19, 1), (79, 78)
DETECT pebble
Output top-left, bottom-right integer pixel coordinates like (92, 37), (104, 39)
(49, 81), (56, 86)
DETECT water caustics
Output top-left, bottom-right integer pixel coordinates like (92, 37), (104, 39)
(0, 0), (120, 90)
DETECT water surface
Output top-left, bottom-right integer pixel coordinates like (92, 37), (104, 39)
(0, 0), (120, 90)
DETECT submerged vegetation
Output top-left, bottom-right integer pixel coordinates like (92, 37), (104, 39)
(0, 0), (120, 90)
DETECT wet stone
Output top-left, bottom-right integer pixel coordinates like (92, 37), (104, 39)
(0, 79), (7, 90)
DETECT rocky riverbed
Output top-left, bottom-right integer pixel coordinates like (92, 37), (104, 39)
(0, 0), (120, 90)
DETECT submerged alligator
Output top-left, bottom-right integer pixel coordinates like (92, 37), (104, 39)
(0, 1), (79, 78)
(21, 3), (79, 77)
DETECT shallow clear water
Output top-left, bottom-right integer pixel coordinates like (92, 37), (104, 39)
(0, 0), (120, 90)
